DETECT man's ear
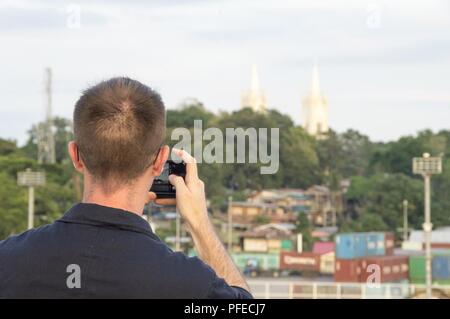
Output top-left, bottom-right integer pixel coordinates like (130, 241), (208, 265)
(68, 141), (84, 173)
(151, 145), (170, 176)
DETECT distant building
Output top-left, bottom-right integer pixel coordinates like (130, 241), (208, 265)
(229, 201), (293, 224)
(301, 65), (329, 137)
(304, 185), (337, 226)
(239, 224), (294, 253)
(241, 64), (267, 113)
(231, 187), (341, 226)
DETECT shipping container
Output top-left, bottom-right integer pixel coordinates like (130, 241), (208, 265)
(279, 251), (320, 274)
(336, 232), (395, 259)
(431, 243), (450, 250)
(319, 252), (335, 274)
(334, 259), (361, 282)
(366, 232), (385, 256)
(231, 253), (280, 277)
(409, 255), (426, 282)
(335, 233), (366, 259)
(359, 255), (409, 283)
(432, 254), (450, 280)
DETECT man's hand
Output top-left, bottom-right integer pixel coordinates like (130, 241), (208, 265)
(167, 148), (209, 229)
(147, 148), (209, 230)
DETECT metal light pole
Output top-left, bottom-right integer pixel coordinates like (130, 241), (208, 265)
(403, 199), (408, 242)
(413, 153), (442, 299)
(17, 168), (46, 230)
(227, 196), (233, 252)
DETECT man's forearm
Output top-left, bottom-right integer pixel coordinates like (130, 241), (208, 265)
(189, 218), (250, 292)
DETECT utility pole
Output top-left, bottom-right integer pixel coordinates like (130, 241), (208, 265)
(17, 168), (46, 229)
(413, 153), (442, 299)
(227, 196), (233, 252)
(403, 199), (408, 242)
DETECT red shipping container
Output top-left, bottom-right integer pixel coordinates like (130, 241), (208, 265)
(334, 259), (361, 282)
(280, 251), (320, 272)
(359, 255), (409, 283)
(431, 243), (450, 249)
(384, 232), (395, 255)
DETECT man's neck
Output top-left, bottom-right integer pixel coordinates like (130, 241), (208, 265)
(82, 183), (146, 216)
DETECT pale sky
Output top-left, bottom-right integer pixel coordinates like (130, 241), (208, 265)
(1, 0), (449, 145)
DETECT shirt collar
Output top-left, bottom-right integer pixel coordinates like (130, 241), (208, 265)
(58, 203), (156, 237)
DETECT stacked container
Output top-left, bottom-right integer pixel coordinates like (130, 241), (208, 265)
(335, 233), (367, 259)
(334, 232), (398, 283)
(409, 253), (450, 285)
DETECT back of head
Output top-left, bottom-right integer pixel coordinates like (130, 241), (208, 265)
(73, 77), (165, 192)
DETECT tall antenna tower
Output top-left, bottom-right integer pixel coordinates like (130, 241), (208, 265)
(37, 67), (56, 164)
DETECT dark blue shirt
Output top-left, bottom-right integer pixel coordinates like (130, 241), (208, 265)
(0, 203), (252, 299)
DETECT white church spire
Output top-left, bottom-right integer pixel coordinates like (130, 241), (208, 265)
(241, 64), (267, 113)
(301, 64), (329, 137)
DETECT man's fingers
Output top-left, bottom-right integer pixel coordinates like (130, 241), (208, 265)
(146, 191), (157, 204)
(172, 148), (198, 183)
(154, 198), (177, 206)
(169, 174), (188, 193)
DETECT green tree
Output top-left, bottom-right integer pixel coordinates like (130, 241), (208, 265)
(296, 212), (314, 251)
(21, 116), (73, 164)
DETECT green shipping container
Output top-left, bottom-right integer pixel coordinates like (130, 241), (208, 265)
(231, 253), (280, 271)
(409, 255), (426, 281)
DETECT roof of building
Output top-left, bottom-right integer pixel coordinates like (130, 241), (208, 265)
(409, 227), (450, 243)
(312, 242), (335, 254)
(241, 223), (292, 239)
(231, 201), (277, 209)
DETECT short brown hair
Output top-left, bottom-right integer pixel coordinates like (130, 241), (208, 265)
(73, 77), (165, 190)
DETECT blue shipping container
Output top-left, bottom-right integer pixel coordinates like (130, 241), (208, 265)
(366, 232), (386, 256)
(335, 233), (367, 259)
(432, 255), (450, 280)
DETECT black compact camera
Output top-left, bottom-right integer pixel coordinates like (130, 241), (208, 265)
(149, 160), (186, 198)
